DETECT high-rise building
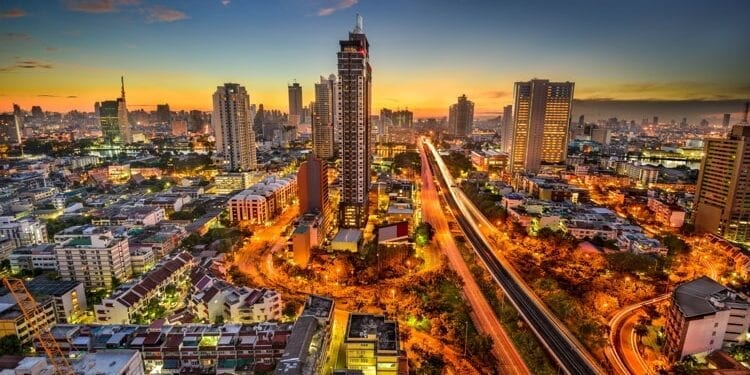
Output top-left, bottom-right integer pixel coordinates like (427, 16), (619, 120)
(9, 104), (23, 144)
(298, 155), (332, 237)
(653, 116), (659, 126)
(500, 105), (513, 153)
(337, 14), (372, 229)
(509, 79), (574, 174)
(694, 124), (750, 245)
(312, 75), (336, 159)
(288, 82), (303, 135)
(100, 100), (121, 144)
(31, 106), (43, 119)
(448, 94), (474, 137)
(723, 113), (732, 128)
(118, 77), (132, 143)
(391, 109), (413, 128)
(212, 83), (257, 172)
(99, 78), (132, 144)
(156, 104), (171, 124)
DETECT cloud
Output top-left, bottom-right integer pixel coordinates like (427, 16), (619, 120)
(4, 32), (31, 41)
(0, 59), (54, 72)
(37, 94), (78, 98)
(221, 0), (230, 5)
(65, 0), (139, 14)
(481, 90), (508, 99)
(45, 46), (59, 52)
(318, 0), (357, 16)
(146, 6), (188, 22)
(1, 7), (26, 18)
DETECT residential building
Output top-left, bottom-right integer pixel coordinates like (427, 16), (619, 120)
(509, 79), (574, 174)
(694, 125), (750, 246)
(95, 252), (194, 324)
(142, 193), (192, 212)
(338, 15), (372, 229)
(470, 149), (509, 176)
(0, 216), (48, 248)
(344, 313), (406, 375)
(275, 295), (335, 375)
(214, 172), (257, 194)
(46, 322), (292, 374)
(312, 75), (336, 159)
(647, 197), (686, 228)
(290, 214), (323, 268)
(8, 243), (57, 273)
(288, 82), (303, 132)
(500, 104), (513, 153)
(228, 175), (297, 224)
(54, 226), (132, 289)
(298, 155), (332, 237)
(24, 276), (87, 324)
(212, 83), (257, 171)
(91, 205), (166, 228)
(664, 276), (750, 362)
(0, 293), (56, 344)
(448, 94), (474, 137)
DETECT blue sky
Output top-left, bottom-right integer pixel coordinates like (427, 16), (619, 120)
(1, 0), (748, 119)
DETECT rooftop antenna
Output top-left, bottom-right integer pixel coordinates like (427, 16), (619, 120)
(354, 13), (363, 33)
(120, 76), (125, 99)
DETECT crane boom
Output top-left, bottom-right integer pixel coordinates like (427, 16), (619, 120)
(2, 278), (74, 375)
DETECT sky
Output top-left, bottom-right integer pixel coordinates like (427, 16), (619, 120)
(1, 0), (749, 121)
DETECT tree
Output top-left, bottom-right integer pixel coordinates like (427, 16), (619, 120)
(415, 222), (434, 246)
(282, 301), (300, 317)
(0, 335), (22, 355)
(661, 234), (689, 255)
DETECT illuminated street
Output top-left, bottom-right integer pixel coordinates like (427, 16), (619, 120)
(419, 139), (530, 374)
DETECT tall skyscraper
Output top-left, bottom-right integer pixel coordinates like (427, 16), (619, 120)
(337, 14), (372, 229)
(391, 109), (413, 128)
(653, 116), (659, 126)
(723, 113), (732, 128)
(448, 95), (474, 137)
(288, 82), (303, 135)
(100, 100), (121, 144)
(694, 124), (750, 246)
(312, 75), (336, 159)
(117, 77), (132, 143)
(509, 79), (574, 174)
(212, 83), (257, 172)
(298, 155), (332, 237)
(500, 104), (513, 153)
(10, 104), (23, 145)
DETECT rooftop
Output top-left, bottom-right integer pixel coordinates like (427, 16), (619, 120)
(673, 276), (750, 319)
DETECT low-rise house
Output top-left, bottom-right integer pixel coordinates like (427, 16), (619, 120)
(95, 252), (194, 324)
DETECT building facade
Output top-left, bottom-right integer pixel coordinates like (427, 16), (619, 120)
(312, 75), (336, 159)
(510, 79), (574, 174)
(664, 277), (750, 362)
(212, 83), (257, 172)
(448, 95), (474, 137)
(54, 226), (132, 289)
(288, 82), (303, 132)
(694, 125), (750, 246)
(337, 15), (372, 229)
(298, 156), (332, 237)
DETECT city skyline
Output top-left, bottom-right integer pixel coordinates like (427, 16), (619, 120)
(1, 0), (749, 121)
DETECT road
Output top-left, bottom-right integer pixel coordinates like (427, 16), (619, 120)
(422, 138), (603, 375)
(607, 294), (669, 375)
(419, 142), (530, 375)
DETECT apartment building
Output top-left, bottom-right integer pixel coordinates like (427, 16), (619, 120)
(54, 225), (132, 289)
(664, 277), (750, 362)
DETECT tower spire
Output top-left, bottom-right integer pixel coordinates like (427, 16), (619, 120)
(353, 13), (363, 33)
(120, 76), (125, 99)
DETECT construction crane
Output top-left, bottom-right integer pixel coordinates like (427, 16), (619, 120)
(2, 278), (74, 375)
